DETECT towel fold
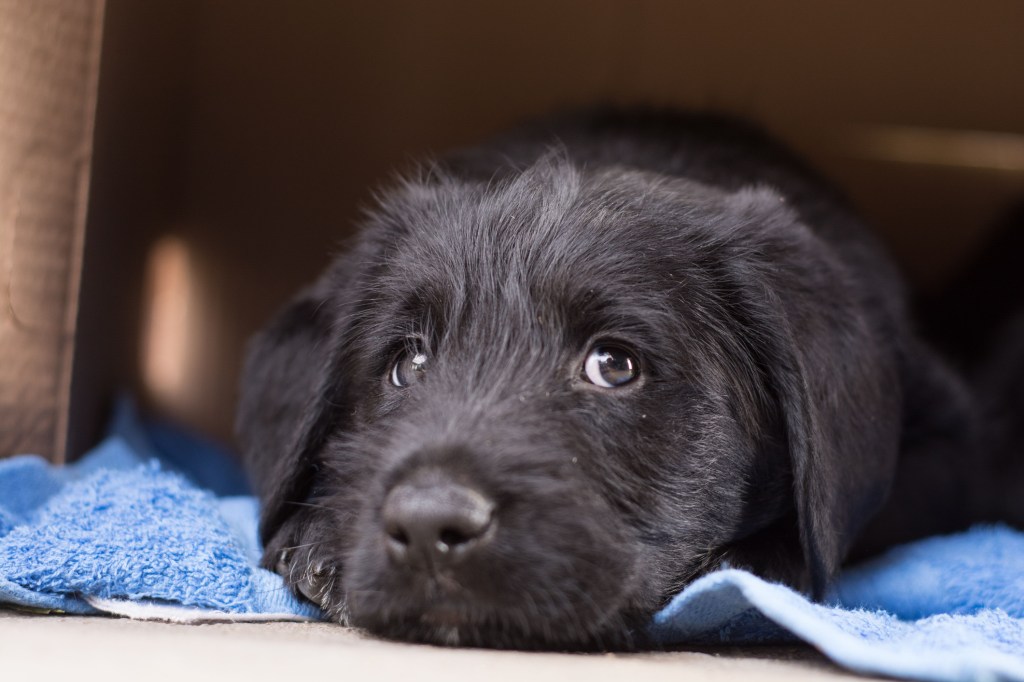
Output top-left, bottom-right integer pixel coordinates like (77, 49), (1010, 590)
(0, 402), (318, 621)
(652, 556), (1024, 681)
(1, 399), (1022, 681)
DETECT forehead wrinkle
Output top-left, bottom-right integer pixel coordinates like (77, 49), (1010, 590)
(397, 155), (688, 302)
(378, 156), (704, 361)
(392, 156), (585, 318)
(559, 274), (690, 357)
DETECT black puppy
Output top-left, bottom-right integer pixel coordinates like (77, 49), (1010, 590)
(236, 111), (983, 649)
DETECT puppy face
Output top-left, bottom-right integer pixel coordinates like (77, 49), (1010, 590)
(238, 154), (901, 649)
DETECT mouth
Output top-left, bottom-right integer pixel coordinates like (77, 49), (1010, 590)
(336, 463), (652, 650)
(345, 586), (650, 651)
(420, 604), (471, 629)
(414, 605), (483, 648)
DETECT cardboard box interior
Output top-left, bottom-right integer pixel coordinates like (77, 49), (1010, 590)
(6, 1), (1024, 461)
(1, 0), (103, 460)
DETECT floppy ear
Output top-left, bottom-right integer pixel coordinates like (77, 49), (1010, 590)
(726, 188), (903, 596)
(236, 183), (429, 550)
(235, 265), (343, 548)
(237, 221), (400, 546)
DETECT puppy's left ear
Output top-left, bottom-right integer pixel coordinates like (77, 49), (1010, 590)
(726, 188), (903, 596)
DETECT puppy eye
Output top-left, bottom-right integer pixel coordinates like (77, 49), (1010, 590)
(389, 346), (429, 388)
(582, 345), (640, 388)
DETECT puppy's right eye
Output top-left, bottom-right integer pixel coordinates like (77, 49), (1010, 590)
(389, 347), (429, 388)
(582, 345), (640, 388)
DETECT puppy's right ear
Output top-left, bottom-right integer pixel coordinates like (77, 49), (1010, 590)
(237, 177), (443, 551)
(235, 267), (341, 548)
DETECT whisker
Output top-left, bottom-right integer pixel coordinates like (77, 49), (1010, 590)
(276, 540), (326, 552)
(284, 500), (336, 511)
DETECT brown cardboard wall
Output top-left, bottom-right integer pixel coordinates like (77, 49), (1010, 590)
(1, 0), (104, 461)
(69, 1), (1024, 453)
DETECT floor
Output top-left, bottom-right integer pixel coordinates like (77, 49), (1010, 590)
(0, 609), (882, 681)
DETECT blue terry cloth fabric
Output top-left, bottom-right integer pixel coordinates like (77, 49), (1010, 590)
(650, 526), (1024, 681)
(0, 400), (320, 621)
(2, 400), (1024, 682)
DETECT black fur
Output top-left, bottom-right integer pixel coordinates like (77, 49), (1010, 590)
(236, 111), (987, 650)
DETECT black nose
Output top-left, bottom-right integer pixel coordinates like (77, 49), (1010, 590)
(382, 477), (495, 568)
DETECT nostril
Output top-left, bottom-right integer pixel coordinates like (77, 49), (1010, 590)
(439, 526), (472, 548)
(387, 526), (410, 546)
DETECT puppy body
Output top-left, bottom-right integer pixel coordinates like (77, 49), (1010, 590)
(237, 111), (982, 649)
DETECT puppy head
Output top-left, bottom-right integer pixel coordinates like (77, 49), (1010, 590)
(237, 154), (900, 649)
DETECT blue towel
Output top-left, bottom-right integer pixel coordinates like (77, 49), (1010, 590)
(652, 543), (1024, 681)
(1, 401), (1023, 681)
(0, 401), (319, 621)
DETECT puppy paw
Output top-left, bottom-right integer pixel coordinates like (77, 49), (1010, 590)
(265, 513), (349, 622)
(275, 549), (336, 606)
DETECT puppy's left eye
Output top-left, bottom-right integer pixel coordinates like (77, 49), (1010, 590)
(390, 347), (429, 388)
(582, 345), (640, 388)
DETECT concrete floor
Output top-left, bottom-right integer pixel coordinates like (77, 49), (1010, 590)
(0, 609), (882, 682)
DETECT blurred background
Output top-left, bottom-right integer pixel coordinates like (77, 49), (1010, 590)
(2, 0), (1023, 461)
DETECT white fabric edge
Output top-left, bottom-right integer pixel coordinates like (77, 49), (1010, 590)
(84, 596), (317, 623)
